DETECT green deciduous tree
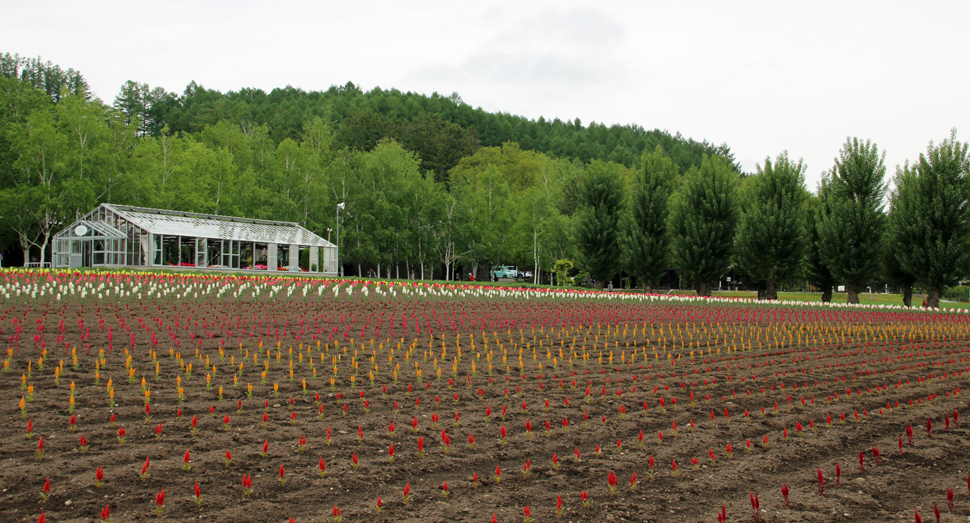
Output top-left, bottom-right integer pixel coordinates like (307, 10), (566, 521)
(890, 130), (970, 308)
(817, 138), (887, 304)
(804, 190), (836, 302)
(575, 160), (626, 288)
(734, 152), (808, 300)
(668, 154), (739, 296)
(622, 145), (677, 292)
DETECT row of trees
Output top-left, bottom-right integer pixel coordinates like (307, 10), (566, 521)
(578, 134), (970, 309)
(2, 53), (968, 308)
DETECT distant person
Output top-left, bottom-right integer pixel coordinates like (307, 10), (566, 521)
(608, 281), (613, 292)
(469, 273), (475, 282)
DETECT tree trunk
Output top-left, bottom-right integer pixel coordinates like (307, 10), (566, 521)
(764, 280), (778, 301)
(820, 286), (833, 303)
(846, 283), (861, 304)
(644, 280), (655, 294)
(697, 282), (712, 297)
(757, 289), (765, 300)
(902, 285), (913, 307)
(926, 286), (943, 309)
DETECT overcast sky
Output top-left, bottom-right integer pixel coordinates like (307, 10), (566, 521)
(4, 0), (968, 186)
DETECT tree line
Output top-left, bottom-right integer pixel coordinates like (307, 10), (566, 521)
(1, 53), (968, 308)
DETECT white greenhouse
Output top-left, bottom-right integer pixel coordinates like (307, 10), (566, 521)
(52, 204), (338, 275)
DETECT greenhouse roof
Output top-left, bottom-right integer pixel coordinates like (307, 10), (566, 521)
(106, 204), (335, 247)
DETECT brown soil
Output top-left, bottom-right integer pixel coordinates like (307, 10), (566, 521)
(2, 295), (969, 523)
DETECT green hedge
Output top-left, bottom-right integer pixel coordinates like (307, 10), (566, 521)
(944, 286), (970, 302)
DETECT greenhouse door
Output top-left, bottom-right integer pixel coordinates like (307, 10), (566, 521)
(70, 240), (83, 269)
(81, 240), (93, 268)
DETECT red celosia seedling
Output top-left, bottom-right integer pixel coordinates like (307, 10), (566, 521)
(298, 434), (307, 453)
(332, 505), (341, 523)
(326, 427), (332, 447)
(552, 452), (559, 470)
(279, 464), (286, 485)
(607, 470), (618, 496)
(574, 447), (581, 463)
(818, 468), (825, 496)
(872, 445), (881, 466)
(37, 436), (44, 461)
(375, 496), (382, 514)
(692, 457), (700, 470)
(899, 436), (905, 455)
(225, 450), (232, 467)
(418, 436), (425, 458)
(352, 452), (359, 471)
(782, 483), (790, 507)
(140, 456), (151, 481)
(242, 474), (253, 498)
(194, 480), (202, 507)
(154, 488), (165, 516)
(927, 418), (933, 439)
(709, 448), (716, 466)
(915, 507), (923, 523)
(261, 438), (269, 457)
(906, 425), (914, 446)
(319, 457), (327, 478)
(836, 463), (842, 486)
(630, 471), (638, 491)
(100, 504), (111, 523)
(95, 466), (104, 488)
(40, 477), (51, 503)
(183, 450), (191, 471)
(858, 450), (865, 473)
(262, 412), (269, 427)
(750, 491), (761, 523)
(947, 487), (955, 512)
(500, 425), (507, 446)
(717, 504), (726, 523)
(79, 436), (88, 454)
(191, 415), (198, 435)
(581, 490), (590, 509)
(524, 505), (532, 523)
(403, 482), (412, 505)
(523, 458), (532, 478)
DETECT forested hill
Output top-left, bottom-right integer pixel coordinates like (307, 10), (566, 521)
(119, 80), (739, 179)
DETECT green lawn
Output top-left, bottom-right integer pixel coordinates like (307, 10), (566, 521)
(674, 290), (970, 310)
